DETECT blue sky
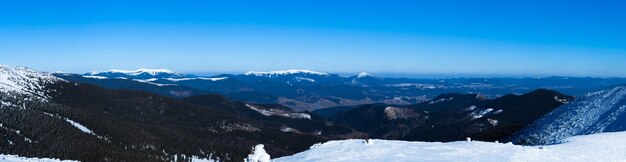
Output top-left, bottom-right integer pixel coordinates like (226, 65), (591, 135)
(0, 0), (625, 77)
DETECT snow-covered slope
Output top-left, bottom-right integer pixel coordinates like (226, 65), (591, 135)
(0, 154), (76, 162)
(274, 131), (626, 162)
(0, 65), (62, 98)
(509, 86), (626, 145)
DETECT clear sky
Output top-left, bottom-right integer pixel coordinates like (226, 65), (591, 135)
(0, 0), (625, 77)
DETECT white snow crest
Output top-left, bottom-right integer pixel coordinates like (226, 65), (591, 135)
(245, 144), (270, 162)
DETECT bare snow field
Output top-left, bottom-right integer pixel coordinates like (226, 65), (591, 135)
(274, 131), (626, 162)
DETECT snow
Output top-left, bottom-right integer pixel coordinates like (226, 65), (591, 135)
(132, 79), (177, 87)
(245, 104), (311, 120)
(64, 118), (96, 135)
(135, 78), (158, 82)
(274, 131), (626, 162)
(464, 105), (477, 111)
(0, 65), (63, 98)
(554, 96), (570, 104)
(164, 77), (227, 82)
(294, 77), (315, 82)
(1, 101), (13, 107)
(0, 154), (76, 162)
(280, 127), (297, 133)
(0, 123), (33, 143)
(82, 76), (108, 79)
(43, 113), (107, 140)
(244, 70), (328, 77)
(356, 72), (372, 78)
(469, 108), (494, 120)
(487, 118), (499, 126)
(384, 107), (419, 120)
(428, 97), (454, 104)
(89, 69), (181, 76)
(191, 156), (216, 162)
(245, 144), (270, 162)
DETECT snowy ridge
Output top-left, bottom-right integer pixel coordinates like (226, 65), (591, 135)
(244, 70), (328, 77)
(0, 65), (63, 98)
(89, 69), (183, 76)
(510, 86), (626, 145)
(274, 131), (626, 162)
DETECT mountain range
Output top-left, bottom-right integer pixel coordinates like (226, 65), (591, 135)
(56, 68), (626, 112)
(3, 65), (626, 161)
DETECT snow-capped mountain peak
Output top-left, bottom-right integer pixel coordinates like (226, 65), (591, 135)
(89, 69), (182, 76)
(86, 69), (186, 79)
(0, 65), (63, 98)
(357, 72), (373, 78)
(244, 70), (329, 76)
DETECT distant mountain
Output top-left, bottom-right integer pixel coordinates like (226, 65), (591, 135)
(240, 70), (345, 85)
(59, 68), (626, 112)
(85, 69), (191, 79)
(55, 73), (211, 98)
(0, 65), (364, 161)
(508, 85), (626, 145)
(327, 89), (573, 141)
